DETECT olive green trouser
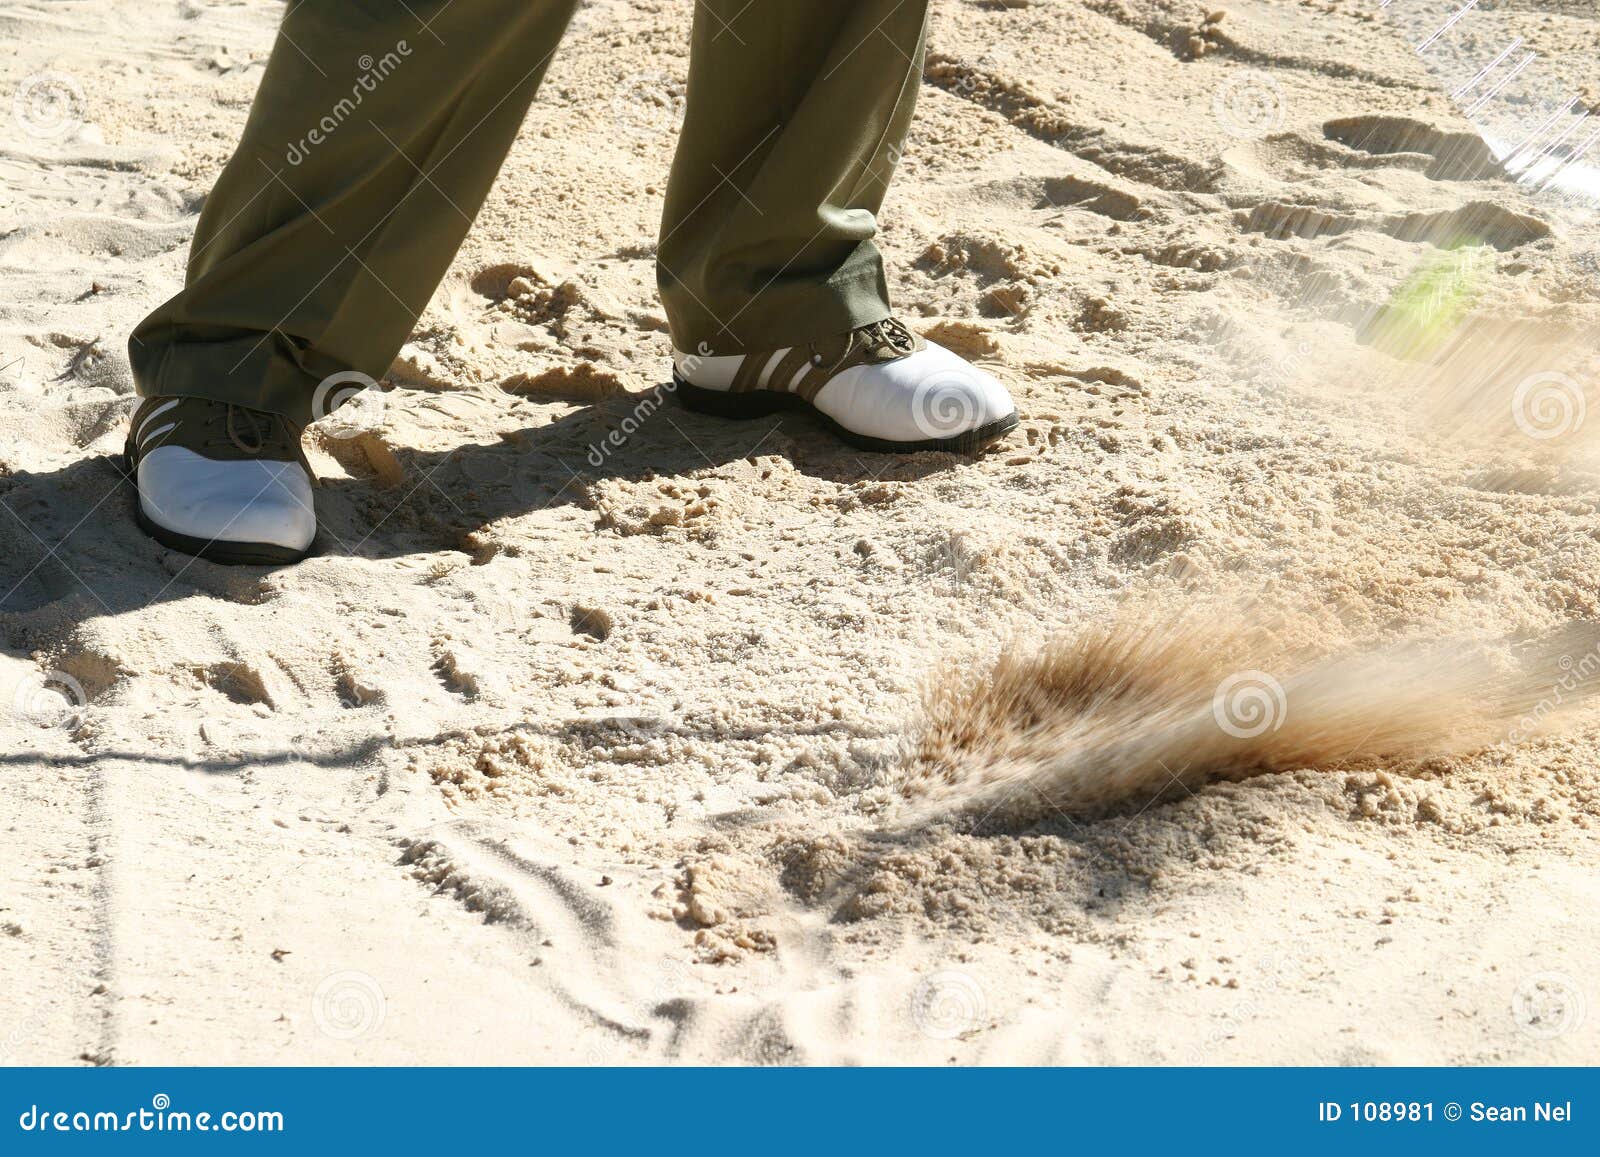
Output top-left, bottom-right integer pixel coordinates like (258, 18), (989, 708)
(129, 0), (931, 427)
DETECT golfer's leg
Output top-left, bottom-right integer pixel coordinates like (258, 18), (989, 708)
(129, 0), (579, 428)
(658, 1), (1017, 454)
(656, 0), (930, 355)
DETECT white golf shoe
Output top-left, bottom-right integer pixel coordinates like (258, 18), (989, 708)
(672, 317), (1018, 453)
(125, 395), (317, 565)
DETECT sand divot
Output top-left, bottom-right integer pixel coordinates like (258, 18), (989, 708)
(898, 601), (1600, 824)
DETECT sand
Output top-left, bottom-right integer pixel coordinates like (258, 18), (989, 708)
(3, 0), (1598, 1064)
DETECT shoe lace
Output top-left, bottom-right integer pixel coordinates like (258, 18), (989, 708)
(808, 317), (917, 375)
(199, 403), (310, 473)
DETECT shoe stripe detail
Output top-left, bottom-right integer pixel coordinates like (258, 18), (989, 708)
(767, 347), (816, 397)
(135, 398), (180, 444)
(755, 348), (789, 391)
(139, 421), (177, 449)
(702, 321), (936, 405)
(728, 353), (766, 394)
(795, 363), (833, 403)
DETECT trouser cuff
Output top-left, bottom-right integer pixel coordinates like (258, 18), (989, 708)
(129, 327), (355, 430)
(663, 255), (893, 357)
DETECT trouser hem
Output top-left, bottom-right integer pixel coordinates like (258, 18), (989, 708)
(129, 328), (344, 429)
(663, 260), (893, 358)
